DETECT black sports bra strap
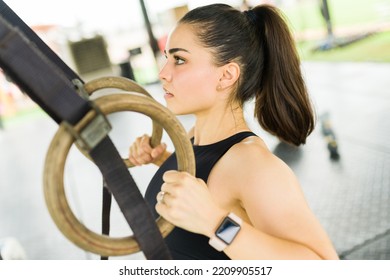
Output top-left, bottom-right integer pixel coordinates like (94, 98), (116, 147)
(193, 131), (257, 183)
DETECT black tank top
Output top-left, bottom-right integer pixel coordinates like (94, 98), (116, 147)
(144, 131), (257, 260)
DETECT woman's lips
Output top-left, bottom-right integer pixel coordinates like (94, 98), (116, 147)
(164, 89), (174, 98)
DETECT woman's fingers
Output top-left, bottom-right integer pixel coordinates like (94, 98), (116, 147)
(129, 134), (167, 165)
(151, 143), (167, 159)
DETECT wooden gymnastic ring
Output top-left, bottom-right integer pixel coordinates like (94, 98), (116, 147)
(43, 94), (195, 256)
(83, 76), (163, 167)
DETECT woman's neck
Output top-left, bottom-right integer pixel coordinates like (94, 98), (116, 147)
(192, 104), (249, 145)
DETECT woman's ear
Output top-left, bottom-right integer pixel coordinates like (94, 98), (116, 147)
(218, 62), (240, 90)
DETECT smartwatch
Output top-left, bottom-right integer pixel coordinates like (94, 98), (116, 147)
(209, 212), (242, 251)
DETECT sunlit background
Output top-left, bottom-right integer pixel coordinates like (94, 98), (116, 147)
(1, 0), (389, 119)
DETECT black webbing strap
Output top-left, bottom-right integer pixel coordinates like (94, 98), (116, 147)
(0, 1), (171, 259)
(91, 140), (172, 259)
(0, 3), (79, 81)
(101, 181), (112, 260)
(0, 30), (89, 126)
(0, 1), (83, 124)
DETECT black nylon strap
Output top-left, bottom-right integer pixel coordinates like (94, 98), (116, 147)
(91, 138), (171, 259)
(0, 16), (89, 124)
(102, 181), (112, 238)
(0, 1), (171, 259)
(0, 1), (80, 82)
(101, 181), (112, 260)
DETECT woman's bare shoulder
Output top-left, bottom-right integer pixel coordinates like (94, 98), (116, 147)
(217, 136), (300, 195)
(226, 136), (291, 174)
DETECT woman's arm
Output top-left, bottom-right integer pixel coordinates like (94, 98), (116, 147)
(156, 140), (339, 260)
(211, 142), (339, 259)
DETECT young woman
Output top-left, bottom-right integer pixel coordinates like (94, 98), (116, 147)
(129, 3), (339, 260)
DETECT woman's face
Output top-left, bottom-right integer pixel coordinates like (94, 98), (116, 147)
(159, 23), (222, 116)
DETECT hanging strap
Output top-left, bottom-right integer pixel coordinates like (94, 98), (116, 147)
(0, 1), (171, 259)
(101, 181), (112, 260)
(0, 1), (83, 124)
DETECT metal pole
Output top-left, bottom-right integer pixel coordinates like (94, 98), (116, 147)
(139, 0), (160, 58)
(321, 0), (334, 40)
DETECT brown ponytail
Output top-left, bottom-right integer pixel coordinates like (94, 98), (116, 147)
(251, 5), (315, 146)
(180, 4), (315, 146)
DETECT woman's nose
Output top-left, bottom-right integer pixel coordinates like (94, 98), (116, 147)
(158, 61), (171, 82)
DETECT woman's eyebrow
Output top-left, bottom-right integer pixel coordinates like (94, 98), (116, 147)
(164, 48), (190, 55)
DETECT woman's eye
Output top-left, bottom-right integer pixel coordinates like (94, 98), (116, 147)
(174, 56), (185, 65)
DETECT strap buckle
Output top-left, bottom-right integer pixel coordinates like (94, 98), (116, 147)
(63, 80), (112, 152)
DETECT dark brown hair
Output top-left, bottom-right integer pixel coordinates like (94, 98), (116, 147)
(179, 4), (315, 146)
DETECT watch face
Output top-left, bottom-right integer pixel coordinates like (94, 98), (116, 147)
(215, 216), (241, 245)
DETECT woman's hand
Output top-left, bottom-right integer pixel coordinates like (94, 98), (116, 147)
(128, 134), (168, 166)
(156, 170), (226, 237)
